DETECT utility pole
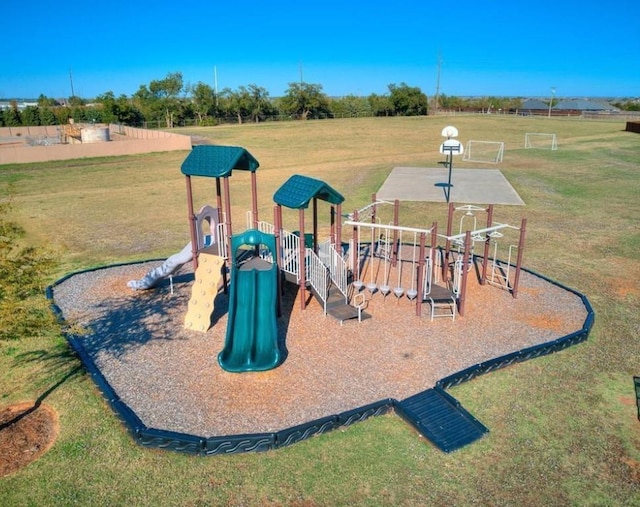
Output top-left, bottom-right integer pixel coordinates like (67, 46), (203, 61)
(434, 53), (441, 115)
(69, 68), (75, 98)
(214, 66), (219, 107)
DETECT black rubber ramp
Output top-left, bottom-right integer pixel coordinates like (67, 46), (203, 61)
(396, 387), (488, 453)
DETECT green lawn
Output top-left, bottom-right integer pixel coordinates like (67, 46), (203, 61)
(1, 116), (639, 506)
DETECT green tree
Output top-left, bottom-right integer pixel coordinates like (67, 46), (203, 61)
(368, 93), (394, 117)
(132, 84), (155, 125)
(247, 84), (275, 122)
(388, 83), (428, 116)
(280, 82), (331, 120)
(331, 95), (372, 118)
(220, 87), (250, 124)
(148, 72), (184, 128)
(190, 82), (217, 125)
(37, 94), (58, 107)
(67, 95), (85, 107)
(21, 106), (41, 126)
(0, 201), (58, 341)
(39, 107), (58, 126)
(3, 101), (21, 126)
(95, 91), (119, 123)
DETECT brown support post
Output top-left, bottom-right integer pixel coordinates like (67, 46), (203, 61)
(512, 218), (527, 299)
(215, 178), (223, 221)
(416, 232), (426, 317)
(352, 210), (359, 281)
(481, 204), (494, 285)
(431, 222), (438, 286)
(336, 204), (342, 254)
(392, 199), (400, 267)
(371, 193), (377, 224)
(458, 231), (471, 317)
(274, 205), (282, 317)
(330, 206), (336, 246)
(223, 177), (233, 261)
(312, 197), (318, 253)
(251, 171), (259, 228)
(185, 175), (199, 271)
(298, 209), (306, 310)
(444, 202), (454, 282)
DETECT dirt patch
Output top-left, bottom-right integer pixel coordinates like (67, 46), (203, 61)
(0, 402), (59, 477)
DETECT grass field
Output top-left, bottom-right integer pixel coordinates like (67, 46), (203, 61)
(1, 115), (639, 506)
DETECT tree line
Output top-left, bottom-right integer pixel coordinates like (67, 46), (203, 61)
(3, 71), (638, 129)
(0, 72), (431, 129)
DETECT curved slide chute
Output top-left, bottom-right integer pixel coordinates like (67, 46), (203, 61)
(128, 204), (220, 290)
(218, 229), (282, 373)
(127, 242), (194, 290)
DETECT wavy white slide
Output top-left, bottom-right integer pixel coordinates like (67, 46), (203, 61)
(127, 242), (194, 290)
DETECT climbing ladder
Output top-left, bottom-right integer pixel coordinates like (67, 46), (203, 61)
(184, 252), (224, 332)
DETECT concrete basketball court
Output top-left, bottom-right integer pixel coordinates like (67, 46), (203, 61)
(377, 167), (525, 205)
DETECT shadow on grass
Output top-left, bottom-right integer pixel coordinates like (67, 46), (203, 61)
(4, 345), (84, 430)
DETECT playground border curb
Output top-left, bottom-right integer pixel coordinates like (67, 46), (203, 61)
(46, 260), (595, 455)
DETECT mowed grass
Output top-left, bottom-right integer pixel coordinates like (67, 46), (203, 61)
(1, 116), (639, 506)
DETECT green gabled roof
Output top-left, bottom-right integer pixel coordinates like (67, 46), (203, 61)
(273, 174), (345, 209)
(180, 145), (259, 178)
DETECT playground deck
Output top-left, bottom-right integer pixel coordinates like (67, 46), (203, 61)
(51, 258), (589, 449)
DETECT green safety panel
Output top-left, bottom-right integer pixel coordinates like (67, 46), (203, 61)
(181, 145), (259, 178)
(273, 174), (344, 209)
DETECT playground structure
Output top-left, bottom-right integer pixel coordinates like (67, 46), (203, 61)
(129, 145), (527, 374)
(46, 138), (595, 457)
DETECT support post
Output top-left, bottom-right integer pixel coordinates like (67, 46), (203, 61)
(444, 202), (454, 282)
(274, 205), (282, 317)
(312, 197), (318, 254)
(392, 199), (400, 267)
(458, 231), (471, 317)
(512, 218), (527, 299)
(185, 175), (199, 271)
(298, 208), (306, 311)
(336, 204), (342, 255)
(481, 204), (494, 285)
(251, 171), (259, 228)
(416, 232), (426, 317)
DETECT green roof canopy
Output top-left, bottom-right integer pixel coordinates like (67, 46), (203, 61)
(273, 174), (345, 209)
(181, 145), (259, 178)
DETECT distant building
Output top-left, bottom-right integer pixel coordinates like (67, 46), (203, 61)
(0, 100), (38, 111)
(553, 99), (619, 115)
(519, 99), (549, 115)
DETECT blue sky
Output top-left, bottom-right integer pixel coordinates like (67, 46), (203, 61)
(3, 0), (639, 99)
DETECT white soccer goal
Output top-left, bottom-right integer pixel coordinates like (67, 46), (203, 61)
(463, 140), (504, 164)
(524, 133), (558, 150)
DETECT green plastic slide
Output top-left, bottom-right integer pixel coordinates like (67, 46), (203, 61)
(218, 229), (281, 373)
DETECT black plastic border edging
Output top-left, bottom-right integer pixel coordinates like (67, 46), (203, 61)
(46, 260), (594, 456)
(634, 376), (640, 421)
(436, 265), (595, 390)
